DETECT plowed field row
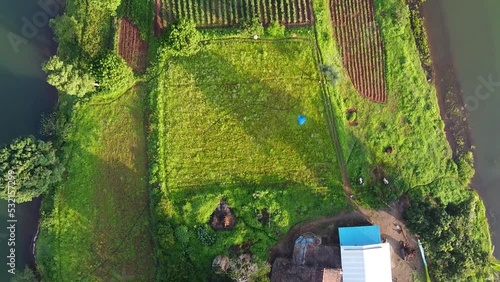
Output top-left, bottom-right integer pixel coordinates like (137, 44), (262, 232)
(330, 0), (387, 103)
(118, 18), (148, 73)
(158, 0), (314, 28)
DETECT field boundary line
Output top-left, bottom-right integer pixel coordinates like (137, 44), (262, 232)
(309, 2), (351, 200)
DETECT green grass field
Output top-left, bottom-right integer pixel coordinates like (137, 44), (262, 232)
(35, 0), (497, 280)
(313, 0), (467, 207)
(312, 0), (495, 279)
(36, 85), (155, 281)
(150, 39), (346, 280)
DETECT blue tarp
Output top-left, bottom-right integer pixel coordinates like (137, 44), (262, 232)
(297, 115), (306, 125)
(339, 225), (381, 246)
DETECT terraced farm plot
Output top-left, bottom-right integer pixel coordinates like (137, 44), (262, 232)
(158, 0), (314, 28)
(153, 39), (346, 280)
(330, 0), (387, 102)
(118, 18), (148, 73)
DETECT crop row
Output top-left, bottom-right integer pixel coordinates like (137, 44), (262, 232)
(330, 0), (387, 103)
(160, 0), (314, 27)
(118, 18), (148, 73)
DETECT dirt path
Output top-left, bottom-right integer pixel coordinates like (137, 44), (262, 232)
(309, 10), (352, 204)
(269, 200), (425, 282)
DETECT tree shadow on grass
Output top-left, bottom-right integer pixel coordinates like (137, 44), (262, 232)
(38, 98), (154, 282)
(171, 41), (342, 190)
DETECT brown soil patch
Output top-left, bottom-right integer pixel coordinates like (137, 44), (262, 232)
(209, 200), (237, 230)
(118, 18), (148, 73)
(330, 0), (388, 103)
(154, 0), (165, 36)
(270, 197), (425, 282)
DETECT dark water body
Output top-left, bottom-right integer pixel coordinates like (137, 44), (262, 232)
(423, 0), (500, 258)
(0, 0), (58, 279)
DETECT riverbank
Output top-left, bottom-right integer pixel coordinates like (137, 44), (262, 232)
(0, 0), (59, 279)
(417, 0), (471, 160)
(420, 0), (497, 254)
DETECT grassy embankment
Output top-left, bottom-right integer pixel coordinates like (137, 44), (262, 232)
(313, 0), (495, 280)
(149, 38), (346, 281)
(37, 0), (155, 280)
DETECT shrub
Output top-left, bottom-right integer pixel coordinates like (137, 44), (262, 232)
(320, 64), (340, 84)
(196, 226), (216, 246)
(457, 151), (474, 185)
(266, 21), (285, 37)
(167, 19), (202, 57)
(240, 17), (264, 37)
(227, 255), (270, 282)
(11, 267), (36, 282)
(91, 53), (134, 92)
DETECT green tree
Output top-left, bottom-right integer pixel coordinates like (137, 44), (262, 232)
(404, 196), (493, 281)
(0, 137), (64, 203)
(167, 19), (202, 57)
(50, 15), (81, 45)
(43, 56), (95, 97)
(91, 53), (134, 92)
(87, 0), (121, 13)
(11, 267), (36, 282)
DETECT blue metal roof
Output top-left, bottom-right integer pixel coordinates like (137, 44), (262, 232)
(339, 225), (381, 246)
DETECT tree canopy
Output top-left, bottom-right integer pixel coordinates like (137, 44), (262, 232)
(0, 137), (64, 203)
(43, 56), (95, 97)
(11, 267), (37, 282)
(50, 15), (81, 46)
(87, 0), (121, 13)
(404, 195), (494, 281)
(91, 52), (134, 92)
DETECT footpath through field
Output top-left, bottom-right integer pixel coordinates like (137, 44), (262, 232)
(309, 15), (352, 201)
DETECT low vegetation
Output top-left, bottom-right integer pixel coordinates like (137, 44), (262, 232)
(36, 86), (155, 281)
(149, 38), (345, 280)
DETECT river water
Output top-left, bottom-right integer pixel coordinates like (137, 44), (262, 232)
(0, 0), (58, 279)
(423, 0), (500, 258)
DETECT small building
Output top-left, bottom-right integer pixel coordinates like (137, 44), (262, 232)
(272, 232), (342, 282)
(339, 226), (392, 282)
